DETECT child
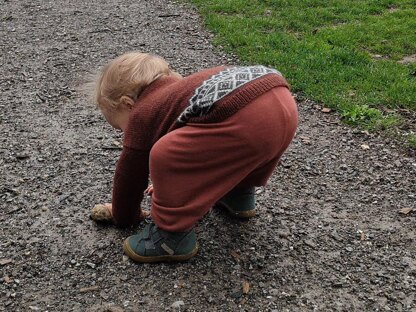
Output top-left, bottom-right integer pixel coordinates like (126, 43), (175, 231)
(92, 52), (298, 263)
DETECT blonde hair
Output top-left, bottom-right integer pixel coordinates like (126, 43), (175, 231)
(94, 52), (180, 110)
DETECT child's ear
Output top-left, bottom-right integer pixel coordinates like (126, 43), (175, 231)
(119, 96), (134, 110)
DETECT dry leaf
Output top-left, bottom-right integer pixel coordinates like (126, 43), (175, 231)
(242, 281), (250, 294)
(4, 276), (12, 284)
(230, 250), (241, 261)
(321, 107), (331, 113)
(360, 232), (365, 241)
(360, 144), (370, 150)
(399, 207), (414, 215)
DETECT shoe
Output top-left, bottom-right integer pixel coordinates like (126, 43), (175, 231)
(216, 186), (256, 218)
(123, 223), (198, 263)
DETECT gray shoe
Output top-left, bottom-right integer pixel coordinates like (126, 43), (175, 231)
(216, 187), (256, 218)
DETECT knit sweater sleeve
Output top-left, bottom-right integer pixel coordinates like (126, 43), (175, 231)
(112, 146), (149, 227)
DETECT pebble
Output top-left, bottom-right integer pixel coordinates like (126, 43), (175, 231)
(86, 262), (96, 269)
(304, 239), (316, 248)
(171, 300), (185, 308)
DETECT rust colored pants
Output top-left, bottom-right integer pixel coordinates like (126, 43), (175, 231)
(149, 86), (298, 231)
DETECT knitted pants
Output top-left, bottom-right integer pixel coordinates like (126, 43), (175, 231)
(149, 86), (298, 231)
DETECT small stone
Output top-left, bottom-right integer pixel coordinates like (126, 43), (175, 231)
(15, 153), (29, 160)
(394, 160), (402, 167)
(230, 290), (243, 299)
(304, 239), (316, 248)
(277, 230), (290, 238)
(0, 259), (13, 266)
(330, 231), (342, 241)
(100, 291), (109, 300)
(345, 247), (353, 252)
(171, 300), (185, 308)
(86, 262), (96, 269)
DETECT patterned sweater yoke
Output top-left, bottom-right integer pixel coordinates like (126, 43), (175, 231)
(177, 66), (282, 124)
(124, 65), (289, 150)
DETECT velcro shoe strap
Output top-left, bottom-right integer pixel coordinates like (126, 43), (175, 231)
(161, 243), (175, 255)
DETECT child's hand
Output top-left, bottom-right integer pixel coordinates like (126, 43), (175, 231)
(91, 203), (113, 222)
(144, 184), (154, 196)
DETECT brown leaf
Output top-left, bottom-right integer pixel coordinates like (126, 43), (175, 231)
(360, 232), (365, 241)
(321, 107), (331, 113)
(0, 258), (13, 266)
(242, 281), (250, 294)
(230, 250), (241, 261)
(399, 207), (414, 215)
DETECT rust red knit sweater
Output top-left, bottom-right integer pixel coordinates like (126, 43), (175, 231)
(112, 66), (289, 227)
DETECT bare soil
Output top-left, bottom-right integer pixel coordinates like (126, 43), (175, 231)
(1, 0), (415, 311)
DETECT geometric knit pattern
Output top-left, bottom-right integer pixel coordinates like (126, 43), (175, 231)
(177, 65), (282, 124)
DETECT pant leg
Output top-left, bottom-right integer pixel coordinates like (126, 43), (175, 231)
(149, 86), (298, 232)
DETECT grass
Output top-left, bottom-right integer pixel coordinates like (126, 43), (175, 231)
(408, 134), (416, 149)
(188, 0), (416, 131)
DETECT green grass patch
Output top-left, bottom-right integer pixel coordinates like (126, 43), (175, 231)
(408, 134), (416, 148)
(188, 0), (416, 129)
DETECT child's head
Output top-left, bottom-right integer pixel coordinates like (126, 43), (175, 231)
(93, 52), (180, 129)
(95, 52), (172, 110)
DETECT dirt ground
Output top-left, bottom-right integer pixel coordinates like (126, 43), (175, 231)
(1, 1), (415, 311)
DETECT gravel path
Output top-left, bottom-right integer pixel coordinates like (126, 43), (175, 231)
(1, 1), (415, 311)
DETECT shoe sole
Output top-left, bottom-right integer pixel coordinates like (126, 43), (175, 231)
(216, 201), (256, 218)
(123, 239), (199, 263)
